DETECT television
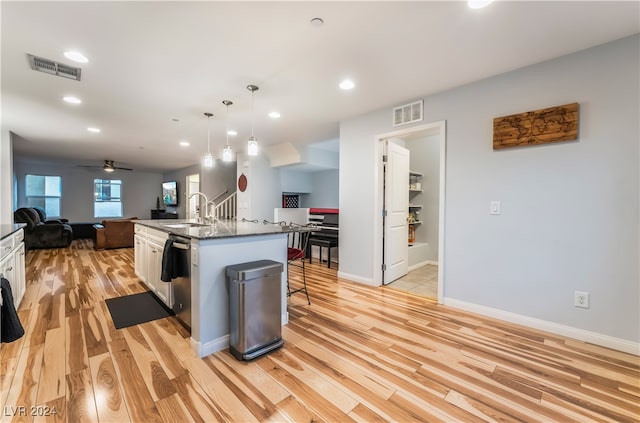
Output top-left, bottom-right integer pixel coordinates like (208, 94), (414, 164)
(162, 180), (178, 207)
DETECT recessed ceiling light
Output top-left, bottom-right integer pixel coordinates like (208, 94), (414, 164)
(339, 79), (355, 90)
(87, 127), (101, 133)
(63, 96), (82, 104)
(227, 130), (237, 136)
(268, 111), (281, 119)
(310, 17), (324, 27)
(179, 140), (190, 147)
(468, 0), (494, 9)
(63, 51), (88, 63)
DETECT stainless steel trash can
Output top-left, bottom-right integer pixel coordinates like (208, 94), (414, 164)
(227, 260), (284, 360)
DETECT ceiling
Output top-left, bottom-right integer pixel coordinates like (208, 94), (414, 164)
(2, 1), (638, 172)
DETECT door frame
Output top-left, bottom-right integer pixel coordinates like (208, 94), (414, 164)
(373, 120), (447, 304)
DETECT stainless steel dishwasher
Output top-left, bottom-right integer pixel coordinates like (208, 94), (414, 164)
(170, 235), (191, 330)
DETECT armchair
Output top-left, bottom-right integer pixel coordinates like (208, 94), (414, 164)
(94, 217), (138, 250)
(14, 207), (73, 249)
(32, 206), (69, 224)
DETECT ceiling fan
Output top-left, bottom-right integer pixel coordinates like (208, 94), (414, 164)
(79, 160), (133, 172)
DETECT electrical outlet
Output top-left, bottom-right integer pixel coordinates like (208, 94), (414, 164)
(574, 291), (590, 308)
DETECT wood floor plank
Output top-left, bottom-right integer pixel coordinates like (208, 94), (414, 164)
(88, 353), (130, 423)
(256, 352), (357, 422)
(35, 328), (65, 405)
(121, 325), (176, 402)
(65, 314), (88, 375)
(171, 373), (228, 423)
(155, 393), (195, 423)
(66, 368), (98, 423)
(109, 341), (163, 423)
(274, 395), (326, 423)
(138, 321), (187, 380)
(1, 241), (636, 423)
(182, 357), (259, 422)
(4, 343), (44, 423)
(33, 396), (65, 423)
(80, 308), (109, 358)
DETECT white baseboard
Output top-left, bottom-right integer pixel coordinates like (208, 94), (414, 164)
(337, 271), (375, 286)
(444, 298), (640, 356)
(191, 315), (289, 358)
(191, 335), (229, 358)
(425, 260), (438, 266)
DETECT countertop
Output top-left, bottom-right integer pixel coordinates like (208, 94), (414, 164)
(135, 219), (315, 240)
(0, 224), (25, 241)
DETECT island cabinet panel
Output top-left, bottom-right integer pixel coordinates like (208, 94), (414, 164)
(134, 219), (300, 358)
(134, 224), (172, 308)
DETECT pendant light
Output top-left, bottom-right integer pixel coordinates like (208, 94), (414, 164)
(247, 84), (259, 156)
(203, 112), (214, 168)
(222, 100), (233, 162)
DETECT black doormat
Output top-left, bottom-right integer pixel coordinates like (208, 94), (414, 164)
(105, 291), (174, 330)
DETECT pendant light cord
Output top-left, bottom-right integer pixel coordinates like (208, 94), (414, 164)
(251, 90), (255, 138)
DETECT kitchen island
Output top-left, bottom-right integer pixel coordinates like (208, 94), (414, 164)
(134, 219), (300, 357)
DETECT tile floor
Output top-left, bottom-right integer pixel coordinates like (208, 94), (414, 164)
(386, 264), (438, 299)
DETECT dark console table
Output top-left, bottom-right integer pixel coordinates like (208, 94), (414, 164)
(150, 209), (179, 219)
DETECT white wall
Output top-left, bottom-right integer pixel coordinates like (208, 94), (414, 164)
(0, 131), (13, 224)
(13, 156), (163, 222)
(340, 35), (639, 344)
(237, 153), (282, 221)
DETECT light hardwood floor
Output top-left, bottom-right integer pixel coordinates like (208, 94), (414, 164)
(1, 240), (638, 422)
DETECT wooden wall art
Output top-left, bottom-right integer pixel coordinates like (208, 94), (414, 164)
(493, 102), (578, 150)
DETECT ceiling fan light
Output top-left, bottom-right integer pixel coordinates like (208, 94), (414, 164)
(203, 153), (214, 168)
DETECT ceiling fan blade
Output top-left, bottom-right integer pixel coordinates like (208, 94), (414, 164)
(114, 166), (133, 171)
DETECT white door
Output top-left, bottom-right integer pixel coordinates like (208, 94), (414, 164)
(383, 141), (410, 284)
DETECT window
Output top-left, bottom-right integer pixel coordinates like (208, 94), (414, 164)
(94, 179), (123, 218)
(25, 174), (62, 217)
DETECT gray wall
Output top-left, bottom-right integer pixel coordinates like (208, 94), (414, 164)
(13, 156), (163, 222)
(0, 131), (13, 224)
(339, 35), (639, 343)
(162, 161), (236, 218)
(408, 134), (439, 262)
(307, 170), (339, 209)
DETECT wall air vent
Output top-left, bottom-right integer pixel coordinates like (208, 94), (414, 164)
(393, 100), (423, 126)
(27, 54), (81, 81)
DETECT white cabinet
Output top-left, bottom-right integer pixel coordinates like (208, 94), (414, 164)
(0, 229), (25, 308)
(133, 224), (172, 308)
(134, 234), (148, 283)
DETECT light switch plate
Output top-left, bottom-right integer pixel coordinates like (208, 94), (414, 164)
(490, 201), (501, 215)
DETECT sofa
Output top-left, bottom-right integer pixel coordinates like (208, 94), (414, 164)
(13, 207), (73, 249)
(94, 217), (138, 250)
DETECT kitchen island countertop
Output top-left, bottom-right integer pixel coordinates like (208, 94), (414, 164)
(135, 218), (312, 240)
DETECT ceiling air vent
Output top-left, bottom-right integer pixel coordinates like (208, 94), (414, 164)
(393, 100), (423, 126)
(27, 54), (81, 81)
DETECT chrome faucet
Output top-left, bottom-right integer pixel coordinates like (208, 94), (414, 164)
(189, 192), (215, 224)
